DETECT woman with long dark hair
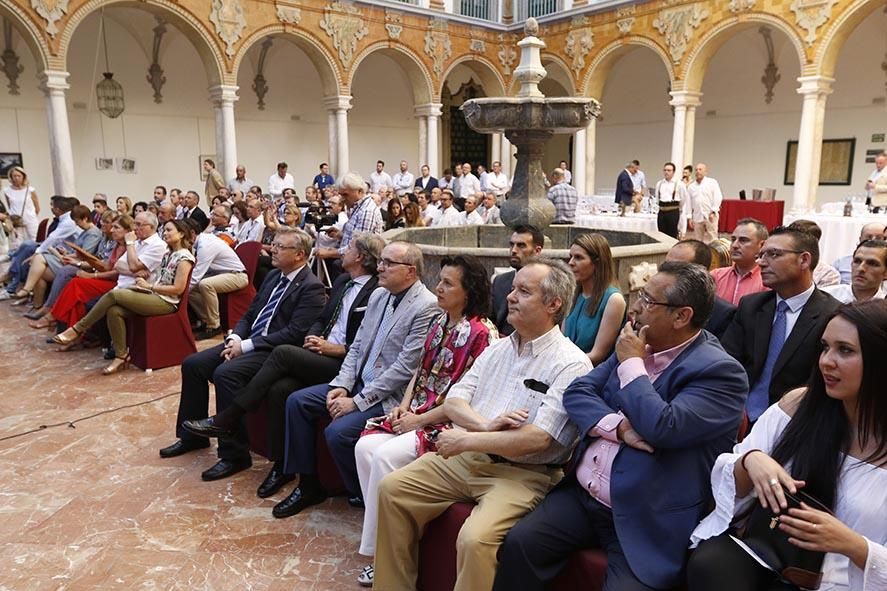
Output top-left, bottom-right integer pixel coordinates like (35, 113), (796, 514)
(689, 301), (887, 590)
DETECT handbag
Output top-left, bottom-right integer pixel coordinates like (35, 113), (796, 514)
(740, 489), (830, 589)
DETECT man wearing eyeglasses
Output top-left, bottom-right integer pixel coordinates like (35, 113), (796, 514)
(271, 240), (438, 518)
(493, 262), (748, 591)
(434, 189), (463, 227)
(722, 226), (840, 424)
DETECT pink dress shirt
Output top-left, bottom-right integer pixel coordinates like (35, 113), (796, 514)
(711, 264), (767, 305)
(575, 333), (700, 507)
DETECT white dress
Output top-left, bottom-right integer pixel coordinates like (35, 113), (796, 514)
(690, 404), (887, 590)
(3, 185), (38, 240)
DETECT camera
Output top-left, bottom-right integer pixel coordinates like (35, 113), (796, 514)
(303, 201), (339, 230)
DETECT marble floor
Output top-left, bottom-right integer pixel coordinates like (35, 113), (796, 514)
(0, 303), (368, 590)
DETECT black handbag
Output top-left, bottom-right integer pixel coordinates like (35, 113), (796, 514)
(740, 489), (830, 589)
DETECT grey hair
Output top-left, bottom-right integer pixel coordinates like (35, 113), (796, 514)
(390, 240), (424, 278)
(138, 211), (159, 229)
(551, 167), (565, 181)
(339, 172), (367, 192)
(274, 226), (313, 257)
(526, 256), (576, 324)
(351, 233), (385, 274)
(657, 261), (715, 329)
(215, 204), (232, 221)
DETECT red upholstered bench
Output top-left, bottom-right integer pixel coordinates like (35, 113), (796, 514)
(127, 272), (196, 370)
(218, 241), (261, 331)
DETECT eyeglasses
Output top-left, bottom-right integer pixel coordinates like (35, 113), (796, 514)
(637, 289), (681, 310)
(379, 258), (414, 268)
(756, 248), (804, 261)
(270, 242), (298, 251)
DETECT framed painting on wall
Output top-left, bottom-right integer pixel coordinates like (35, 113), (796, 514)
(116, 158), (137, 174)
(0, 153), (24, 178)
(784, 138), (856, 186)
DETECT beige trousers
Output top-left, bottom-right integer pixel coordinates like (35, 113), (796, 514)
(693, 213), (719, 243)
(373, 451), (560, 591)
(188, 272), (249, 329)
(75, 288), (175, 357)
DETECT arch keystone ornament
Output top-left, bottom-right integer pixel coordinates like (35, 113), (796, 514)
(276, 4), (302, 25)
(564, 20), (593, 76)
(424, 19), (452, 77)
(209, 0), (247, 57)
(790, 0), (838, 46)
(497, 33), (517, 77)
(653, 3), (709, 65)
(31, 0), (69, 38)
(319, 1), (369, 69)
(728, 0), (755, 12)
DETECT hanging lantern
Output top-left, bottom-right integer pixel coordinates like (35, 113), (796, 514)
(96, 72), (125, 118)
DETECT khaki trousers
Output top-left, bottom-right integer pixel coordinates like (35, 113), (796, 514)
(374, 451), (561, 591)
(75, 288), (175, 357)
(693, 214), (719, 243)
(189, 272), (249, 329)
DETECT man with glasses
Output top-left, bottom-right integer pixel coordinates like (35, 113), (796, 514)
(722, 226), (840, 423)
(493, 262), (747, 591)
(271, 241), (438, 518)
(710, 217), (768, 305)
(234, 198), (265, 244)
(434, 189), (463, 226)
(159, 227), (326, 481)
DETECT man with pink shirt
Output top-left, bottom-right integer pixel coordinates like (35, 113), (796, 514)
(494, 262), (748, 591)
(710, 217), (769, 305)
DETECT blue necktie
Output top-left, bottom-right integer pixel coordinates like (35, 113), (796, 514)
(746, 301), (789, 422)
(250, 276), (290, 339)
(360, 295), (395, 387)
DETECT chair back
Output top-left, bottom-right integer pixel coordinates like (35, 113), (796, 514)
(235, 240), (262, 285)
(36, 218), (49, 242)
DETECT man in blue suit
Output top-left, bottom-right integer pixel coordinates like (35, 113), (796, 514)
(614, 161), (637, 216)
(494, 262), (748, 590)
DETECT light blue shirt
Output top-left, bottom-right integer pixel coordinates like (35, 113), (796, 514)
(775, 283), (815, 343)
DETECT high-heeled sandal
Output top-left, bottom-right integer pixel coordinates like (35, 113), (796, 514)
(29, 317), (54, 330)
(14, 288), (32, 299)
(52, 326), (82, 346)
(101, 354), (130, 375)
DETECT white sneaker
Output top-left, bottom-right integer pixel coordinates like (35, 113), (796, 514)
(357, 564), (374, 587)
(0, 290), (12, 301)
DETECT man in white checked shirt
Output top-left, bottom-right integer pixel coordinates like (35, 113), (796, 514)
(373, 258), (593, 591)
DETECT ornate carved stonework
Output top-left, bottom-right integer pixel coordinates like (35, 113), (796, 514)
(384, 10), (402, 40)
(615, 5), (635, 19)
(2, 19), (23, 95)
(319, 1), (369, 69)
(616, 17), (635, 35)
(497, 34), (517, 77)
(146, 18), (167, 104)
(653, 3), (709, 64)
(728, 0), (755, 12)
(470, 38), (486, 53)
(31, 0), (69, 38)
(424, 19), (451, 77)
(759, 26), (780, 104)
(209, 0), (247, 58)
(253, 38), (272, 110)
(276, 5), (302, 25)
(565, 27), (593, 76)
(790, 0), (837, 46)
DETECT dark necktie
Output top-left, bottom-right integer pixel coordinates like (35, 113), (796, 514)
(322, 280), (357, 338)
(250, 275), (290, 339)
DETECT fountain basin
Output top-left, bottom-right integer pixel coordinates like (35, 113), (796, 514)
(461, 97), (600, 135)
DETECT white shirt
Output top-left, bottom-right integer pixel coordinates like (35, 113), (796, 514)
(776, 283), (815, 341)
(435, 205), (464, 227)
(370, 171), (393, 193)
(420, 204), (440, 226)
(822, 283), (887, 304)
(235, 265), (306, 354)
(479, 172), (490, 192)
(438, 177), (454, 191)
(37, 212), (81, 254)
(190, 233), (246, 287)
(462, 210), (484, 226)
(460, 173), (481, 197)
(327, 274), (371, 346)
(236, 216), (265, 243)
(687, 176), (724, 221)
(630, 169), (647, 192)
(267, 173), (295, 197)
(392, 171), (415, 196)
(563, 169), (573, 185)
(116, 233), (167, 289)
(228, 177), (253, 196)
(487, 172), (509, 196)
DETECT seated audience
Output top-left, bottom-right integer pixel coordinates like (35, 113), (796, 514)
(353, 254), (497, 587)
(708, 238), (732, 269)
(402, 201), (424, 228)
(133, 201), (148, 214)
(823, 240), (887, 303)
(271, 241), (438, 518)
(833, 222), (886, 284)
(206, 204), (235, 244)
(710, 218), (768, 305)
(564, 233), (626, 364)
(116, 196), (132, 216)
(435, 189), (463, 226)
(417, 192), (439, 226)
(491, 224), (543, 336)
(181, 234), (384, 497)
(373, 257), (592, 590)
(666, 239), (736, 339)
(461, 194), (484, 225)
(159, 227), (325, 481)
(179, 190), (209, 232)
(722, 226), (841, 424)
(689, 301), (887, 591)
(385, 199), (405, 230)
(788, 219), (841, 287)
(493, 262), (748, 591)
(53, 219), (195, 374)
(480, 192), (501, 224)
(234, 198), (265, 244)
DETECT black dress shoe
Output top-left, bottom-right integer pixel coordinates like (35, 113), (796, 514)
(347, 495), (365, 509)
(272, 485), (327, 518)
(195, 326), (224, 341)
(201, 458), (252, 481)
(159, 439), (210, 458)
(257, 466), (296, 498)
(181, 417), (235, 439)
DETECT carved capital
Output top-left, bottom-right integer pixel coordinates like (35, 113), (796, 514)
(319, 2), (369, 69)
(414, 102), (443, 118)
(323, 94), (353, 112)
(209, 0), (247, 58)
(208, 84), (239, 106)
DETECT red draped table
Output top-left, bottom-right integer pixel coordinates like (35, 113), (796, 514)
(718, 199), (785, 233)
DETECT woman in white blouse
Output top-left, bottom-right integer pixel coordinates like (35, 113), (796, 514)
(2, 166), (40, 240)
(688, 301), (887, 590)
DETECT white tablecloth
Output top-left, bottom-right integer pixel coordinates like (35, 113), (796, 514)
(574, 212), (659, 233)
(783, 212), (887, 265)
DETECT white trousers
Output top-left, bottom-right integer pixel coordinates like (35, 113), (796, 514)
(355, 431), (419, 556)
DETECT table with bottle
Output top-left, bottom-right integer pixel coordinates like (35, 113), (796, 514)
(783, 205), (887, 266)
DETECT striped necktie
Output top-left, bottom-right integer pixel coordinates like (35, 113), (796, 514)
(250, 275), (290, 339)
(360, 295), (395, 387)
(322, 280), (357, 338)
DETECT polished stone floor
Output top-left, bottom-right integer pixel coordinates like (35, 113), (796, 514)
(0, 303), (367, 590)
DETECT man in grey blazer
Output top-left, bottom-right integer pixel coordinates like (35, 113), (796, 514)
(272, 240), (439, 518)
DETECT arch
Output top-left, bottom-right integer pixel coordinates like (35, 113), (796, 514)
(59, 0), (225, 87)
(682, 13), (806, 91)
(540, 52), (576, 95)
(348, 42), (433, 104)
(232, 27), (341, 97)
(0, 4), (51, 72)
(816, 0), (884, 77)
(582, 36), (675, 98)
(440, 55), (507, 98)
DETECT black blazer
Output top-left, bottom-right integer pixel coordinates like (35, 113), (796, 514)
(706, 297), (736, 341)
(615, 169), (634, 205)
(187, 206), (210, 232)
(233, 265), (326, 351)
(308, 272), (379, 346)
(415, 176), (438, 191)
(491, 269), (515, 336)
(721, 288), (840, 404)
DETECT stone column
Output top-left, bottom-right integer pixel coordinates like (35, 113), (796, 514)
(40, 70), (76, 196)
(500, 135), (513, 178)
(669, 90), (702, 173)
(415, 103), (442, 176)
(491, 132), (502, 168)
(325, 95), (352, 177)
(327, 110), (338, 174)
(209, 85), (239, 183)
(573, 128), (586, 193)
(792, 76), (834, 213)
(584, 119), (596, 196)
(417, 114), (428, 169)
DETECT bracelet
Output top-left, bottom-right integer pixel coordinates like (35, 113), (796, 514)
(740, 449), (762, 472)
(126, 240), (135, 246)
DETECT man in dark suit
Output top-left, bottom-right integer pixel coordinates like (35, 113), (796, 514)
(180, 190), (209, 231)
(666, 239), (736, 339)
(414, 164), (438, 192)
(491, 224), (543, 336)
(159, 227), (325, 481)
(614, 161), (637, 215)
(722, 225), (840, 423)
(494, 262), (748, 591)
(180, 234), (384, 498)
